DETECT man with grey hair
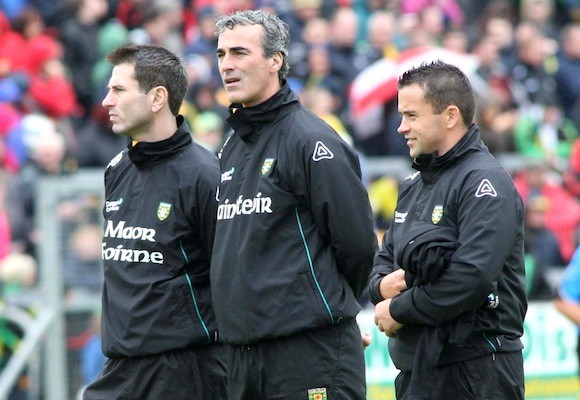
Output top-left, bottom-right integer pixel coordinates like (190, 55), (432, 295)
(211, 9), (377, 400)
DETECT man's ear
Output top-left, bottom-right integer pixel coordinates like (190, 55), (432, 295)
(150, 86), (168, 113)
(270, 52), (283, 74)
(446, 105), (461, 129)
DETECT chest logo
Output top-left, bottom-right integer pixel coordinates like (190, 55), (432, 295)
(261, 158), (275, 175)
(307, 388), (327, 400)
(431, 205), (444, 224)
(157, 202), (172, 221)
(105, 198), (123, 212)
(313, 141), (334, 161)
(221, 167), (235, 182)
(475, 179), (497, 198)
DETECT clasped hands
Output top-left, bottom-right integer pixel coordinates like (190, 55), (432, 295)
(374, 269), (406, 338)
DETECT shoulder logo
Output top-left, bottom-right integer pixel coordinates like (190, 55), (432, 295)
(313, 141), (334, 161)
(261, 158), (276, 175)
(157, 202), (172, 221)
(475, 179), (497, 198)
(431, 205), (444, 224)
(107, 152), (123, 169)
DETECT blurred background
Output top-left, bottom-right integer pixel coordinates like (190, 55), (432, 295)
(0, 0), (579, 399)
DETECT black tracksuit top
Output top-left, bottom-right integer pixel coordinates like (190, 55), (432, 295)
(101, 117), (220, 358)
(210, 83), (378, 345)
(369, 125), (528, 371)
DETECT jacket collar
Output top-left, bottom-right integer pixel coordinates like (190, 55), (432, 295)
(412, 124), (486, 181)
(128, 115), (192, 169)
(226, 81), (300, 142)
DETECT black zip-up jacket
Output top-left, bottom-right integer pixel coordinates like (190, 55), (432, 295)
(210, 83), (377, 345)
(369, 125), (528, 371)
(101, 116), (220, 358)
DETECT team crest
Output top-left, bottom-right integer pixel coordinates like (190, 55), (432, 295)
(157, 202), (172, 221)
(261, 158), (275, 175)
(307, 388), (327, 400)
(431, 205), (444, 224)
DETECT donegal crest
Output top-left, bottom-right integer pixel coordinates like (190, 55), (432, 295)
(307, 388), (327, 400)
(157, 202), (172, 221)
(431, 205), (444, 224)
(261, 158), (275, 175)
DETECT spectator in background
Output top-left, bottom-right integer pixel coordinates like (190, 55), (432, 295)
(554, 23), (580, 120)
(59, 0), (109, 124)
(509, 23), (575, 161)
(128, 0), (183, 55)
(14, 114), (74, 254)
(327, 7), (366, 114)
(26, 35), (80, 119)
(190, 110), (224, 154)
(519, 0), (559, 40)
(563, 137), (580, 198)
(286, 16), (330, 82)
(91, 18), (129, 104)
(74, 105), (126, 168)
(514, 160), (580, 263)
(553, 245), (580, 378)
(523, 194), (562, 300)
(359, 10), (398, 66)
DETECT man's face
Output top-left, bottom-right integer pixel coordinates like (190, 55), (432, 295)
(216, 24), (281, 107)
(397, 84), (449, 158)
(102, 63), (153, 138)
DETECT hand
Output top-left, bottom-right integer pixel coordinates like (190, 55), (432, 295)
(379, 269), (407, 300)
(361, 331), (372, 349)
(374, 298), (403, 338)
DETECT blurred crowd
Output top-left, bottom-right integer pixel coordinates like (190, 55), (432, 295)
(0, 0), (578, 317)
(0, 0), (579, 394)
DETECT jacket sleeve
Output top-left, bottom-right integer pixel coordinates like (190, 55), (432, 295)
(390, 167), (524, 326)
(285, 127), (378, 299)
(368, 223), (397, 304)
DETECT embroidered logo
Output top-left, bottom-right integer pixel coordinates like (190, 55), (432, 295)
(475, 179), (497, 198)
(307, 388), (327, 400)
(221, 167), (235, 182)
(313, 141), (334, 161)
(157, 202), (172, 221)
(431, 205), (444, 224)
(105, 198), (123, 212)
(261, 158), (275, 175)
(394, 211), (407, 224)
(107, 152), (123, 168)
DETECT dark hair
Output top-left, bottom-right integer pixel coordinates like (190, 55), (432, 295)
(215, 10), (290, 80)
(106, 44), (187, 115)
(398, 60), (475, 126)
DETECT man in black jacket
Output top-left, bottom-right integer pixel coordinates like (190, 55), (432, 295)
(83, 44), (226, 400)
(211, 10), (377, 400)
(369, 61), (527, 399)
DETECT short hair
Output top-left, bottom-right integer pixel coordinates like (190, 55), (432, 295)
(215, 10), (290, 80)
(398, 60), (475, 126)
(106, 44), (187, 116)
